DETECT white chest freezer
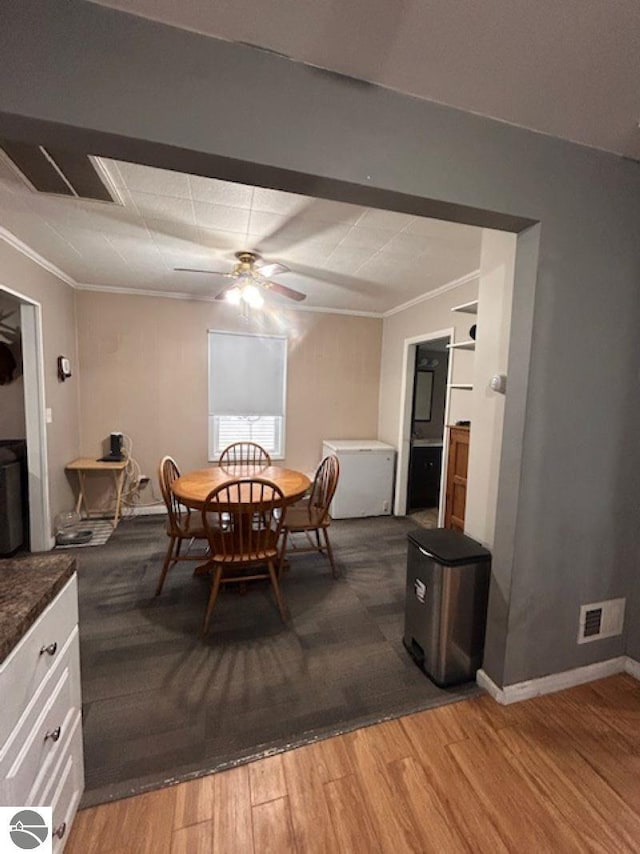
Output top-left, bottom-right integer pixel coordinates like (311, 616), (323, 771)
(322, 440), (396, 519)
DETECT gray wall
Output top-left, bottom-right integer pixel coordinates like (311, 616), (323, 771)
(1, 0), (640, 685)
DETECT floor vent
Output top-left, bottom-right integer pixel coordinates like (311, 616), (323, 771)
(0, 140), (117, 203)
(578, 598), (625, 644)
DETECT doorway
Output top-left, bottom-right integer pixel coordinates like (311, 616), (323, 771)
(406, 337), (450, 527)
(0, 285), (52, 553)
(394, 328), (454, 520)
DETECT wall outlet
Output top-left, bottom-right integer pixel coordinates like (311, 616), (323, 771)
(577, 597), (625, 644)
(138, 476), (150, 488)
(45, 407), (53, 424)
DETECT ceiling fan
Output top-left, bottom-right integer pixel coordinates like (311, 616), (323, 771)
(175, 251), (306, 307)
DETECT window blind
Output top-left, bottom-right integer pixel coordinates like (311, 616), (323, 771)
(208, 331), (287, 417)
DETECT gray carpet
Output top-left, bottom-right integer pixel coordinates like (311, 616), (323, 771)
(76, 515), (479, 806)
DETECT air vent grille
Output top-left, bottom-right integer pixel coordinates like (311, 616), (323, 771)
(578, 598), (625, 644)
(583, 608), (602, 638)
(0, 140), (115, 202)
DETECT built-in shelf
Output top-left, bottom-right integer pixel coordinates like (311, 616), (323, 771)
(447, 340), (475, 351)
(451, 299), (478, 315)
(448, 383), (473, 390)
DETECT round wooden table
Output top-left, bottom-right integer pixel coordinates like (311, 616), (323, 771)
(172, 464), (311, 511)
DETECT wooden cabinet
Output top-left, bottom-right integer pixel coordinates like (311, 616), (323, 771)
(0, 575), (84, 850)
(444, 426), (470, 531)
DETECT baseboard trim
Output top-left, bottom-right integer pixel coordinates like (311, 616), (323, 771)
(128, 504), (166, 517)
(625, 656), (640, 680)
(477, 656), (632, 705)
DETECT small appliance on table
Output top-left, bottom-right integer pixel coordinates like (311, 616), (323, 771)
(322, 439), (396, 519)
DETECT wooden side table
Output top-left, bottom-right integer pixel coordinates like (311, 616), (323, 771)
(65, 458), (128, 528)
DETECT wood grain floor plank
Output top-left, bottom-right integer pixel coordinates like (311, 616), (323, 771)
(305, 731), (355, 783)
(498, 724), (640, 853)
(281, 743), (339, 853)
(355, 717), (414, 764)
(447, 729), (585, 852)
(324, 774), (382, 854)
(400, 716), (509, 852)
(386, 757), (471, 853)
(252, 797), (297, 854)
(174, 775), (216, 828)
(249, 753), (287, 805)
(171, 820), (213, 854)
(344, 725), (424, 853)
(212, 766), (254, 854)
(67, 787), (177, 854)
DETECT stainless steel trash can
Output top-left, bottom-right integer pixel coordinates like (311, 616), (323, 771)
(403, 528), (491, 687)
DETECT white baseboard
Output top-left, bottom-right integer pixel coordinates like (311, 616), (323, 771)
(128, 504), (166, 517)
(625, 656), (640, 680)
(477, 655), (634, 705)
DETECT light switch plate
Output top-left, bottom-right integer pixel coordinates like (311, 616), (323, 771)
(45, 408), (53, 424)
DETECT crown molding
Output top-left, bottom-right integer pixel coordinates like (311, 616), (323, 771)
(74, 282), (384, 318)
(0, 225), (479, 319)
(0, 226), (77, 288)
(383, 270), (480, 318)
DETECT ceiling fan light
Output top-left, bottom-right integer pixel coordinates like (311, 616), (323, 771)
(241, 284), (264, 308)
(225, 286), (242, 305)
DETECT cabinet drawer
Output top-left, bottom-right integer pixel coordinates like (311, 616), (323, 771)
(7, 667), (76, 803)
(34, 715), (84, 853)
(0, 626), (80, 804)
(0, 575), (78, 745)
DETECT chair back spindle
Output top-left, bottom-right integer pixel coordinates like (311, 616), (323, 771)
(159, 455), (189, 531)
(309, 455), (340, 524)
(201, 478), (285, 562)
(219, 442), (271, 468)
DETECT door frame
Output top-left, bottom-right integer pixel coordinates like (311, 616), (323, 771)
(0, 284), (52, 551)
(394, 327), (454, 520)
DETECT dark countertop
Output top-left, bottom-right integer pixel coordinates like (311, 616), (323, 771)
(0, 553), (76, 663)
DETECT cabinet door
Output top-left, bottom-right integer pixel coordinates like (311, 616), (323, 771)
(444, 427), (470, 530)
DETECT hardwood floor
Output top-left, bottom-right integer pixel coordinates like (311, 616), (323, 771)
(67, 674), (640, 853)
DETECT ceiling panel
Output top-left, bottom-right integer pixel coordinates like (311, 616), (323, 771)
(0, 155), (482, 312)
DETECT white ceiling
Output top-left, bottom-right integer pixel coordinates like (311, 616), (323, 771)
(87, 0), (640, 159)
(0, 156), (482, 313)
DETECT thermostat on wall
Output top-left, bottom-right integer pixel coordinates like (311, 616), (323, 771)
(490, 374), (507, 394)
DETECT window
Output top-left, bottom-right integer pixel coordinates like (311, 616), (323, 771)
(208, 330), (287, 460)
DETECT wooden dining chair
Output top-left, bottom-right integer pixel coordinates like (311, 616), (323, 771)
(200, 478), (288, 634)
(218, 441), (271, 468)
(155, 456), (208, 596)
(279, 454), (340, 578)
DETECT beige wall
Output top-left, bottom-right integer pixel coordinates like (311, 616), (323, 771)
(76, 291), (382, 498)
(0, 241), (80, 528)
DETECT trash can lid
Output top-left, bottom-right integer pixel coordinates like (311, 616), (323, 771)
(407, 528), (491, 566)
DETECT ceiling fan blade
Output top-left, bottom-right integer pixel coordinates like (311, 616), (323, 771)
(263, 280), (307, 302)
(174, 267), (232, 277)
(257, 261), (290, 278)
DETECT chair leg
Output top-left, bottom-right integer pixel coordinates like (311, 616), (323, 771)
(278, 528), (290, 577)
(323, 527), (339, 579)
(203, 565), (224, 636)
(268, 559), (288, 621)
(314, 528), (322, 551)
(156, 536), (176, 596)
(174, 537), (183, 561)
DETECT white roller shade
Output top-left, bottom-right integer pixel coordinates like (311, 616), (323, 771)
(208, 331), (287, 416)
